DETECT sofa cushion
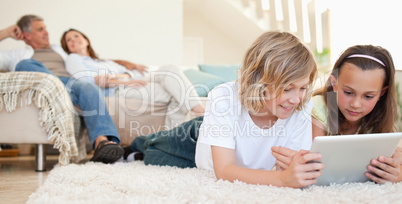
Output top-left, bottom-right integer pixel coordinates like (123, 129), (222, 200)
(183, 69), (225, 97)
(198, 64), (240, 82)
(105, 96), (168, 145)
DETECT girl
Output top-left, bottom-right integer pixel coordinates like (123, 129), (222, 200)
(272, 45), (402, 183)
(60, 29), (205, 128)
(125, 31), (324, 188)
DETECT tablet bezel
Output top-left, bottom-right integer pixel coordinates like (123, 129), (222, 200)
(309, 132), (402, 186)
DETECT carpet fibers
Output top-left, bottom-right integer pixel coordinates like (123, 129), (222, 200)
(28, 161), (402, 203)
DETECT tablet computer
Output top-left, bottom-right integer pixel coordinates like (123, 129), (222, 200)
(309, 132), (402, 186)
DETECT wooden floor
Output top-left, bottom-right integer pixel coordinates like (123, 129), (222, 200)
(0, 154), (91, 204)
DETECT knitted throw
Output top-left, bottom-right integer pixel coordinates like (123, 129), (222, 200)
(0, 72), (78, 165)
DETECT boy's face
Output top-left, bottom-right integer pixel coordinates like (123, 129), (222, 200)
(330, 63), (387, 125)
(265, 76), (310, 120)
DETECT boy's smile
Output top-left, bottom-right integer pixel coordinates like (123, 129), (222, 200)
(265, 76), (310, 120)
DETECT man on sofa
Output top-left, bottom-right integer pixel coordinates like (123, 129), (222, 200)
(0, 14), (125, 164)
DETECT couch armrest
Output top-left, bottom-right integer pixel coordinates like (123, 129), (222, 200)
(0, 72), (78, 165)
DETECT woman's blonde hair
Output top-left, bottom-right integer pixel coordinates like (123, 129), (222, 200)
(315, 45), (397, 134)
(238, 31), (317, 113)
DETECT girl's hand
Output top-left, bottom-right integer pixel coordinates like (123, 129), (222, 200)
(393, 147), (402, 165)
(124, 80), (147, 88)
(272, 146), (309, 170)
(279, 152), (324, 188)
(365, 155), (400, 183)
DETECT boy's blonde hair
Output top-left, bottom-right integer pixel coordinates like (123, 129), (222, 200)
(238, 31), (317, 113)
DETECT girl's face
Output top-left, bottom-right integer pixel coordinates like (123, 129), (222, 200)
(64, 31), (89, 55)
(331, 62), (387, 125)
(264, 76), (310, 120)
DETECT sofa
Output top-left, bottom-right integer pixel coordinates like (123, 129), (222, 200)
(105, 96), (168, 145)
(0, 72), (82, 171)
(0, 72), (174, 170)
(0, 64), (236, 171)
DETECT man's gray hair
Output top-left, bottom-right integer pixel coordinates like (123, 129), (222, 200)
(17, 14), (43, 33)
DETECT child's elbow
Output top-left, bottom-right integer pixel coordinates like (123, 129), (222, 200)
(213, 165), (234, 182)
(213, 166), (225, 180)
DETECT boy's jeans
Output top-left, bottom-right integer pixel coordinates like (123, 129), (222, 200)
(131, 116), (204, 168)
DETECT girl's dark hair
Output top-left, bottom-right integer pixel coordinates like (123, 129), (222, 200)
(61, 28), (99, 60)
(315, 45), (396, 134)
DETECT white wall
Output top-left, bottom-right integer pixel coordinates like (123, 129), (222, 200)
(183, 8), (247, 66)
(330, 0), (402, 70)
(0, 0), (183, 66)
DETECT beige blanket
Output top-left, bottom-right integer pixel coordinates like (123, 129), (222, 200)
(0, 72), (79, 165)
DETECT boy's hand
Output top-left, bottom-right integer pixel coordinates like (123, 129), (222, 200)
(279, 152), (324, 188)
(272, 146), (309, 170)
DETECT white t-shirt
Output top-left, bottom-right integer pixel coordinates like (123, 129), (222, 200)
(195, 82), (313, 171)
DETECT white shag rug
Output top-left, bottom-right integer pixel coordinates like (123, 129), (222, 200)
(28, 161), (402, 204)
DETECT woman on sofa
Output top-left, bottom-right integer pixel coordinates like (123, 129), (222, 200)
(61, 29), (204, 128)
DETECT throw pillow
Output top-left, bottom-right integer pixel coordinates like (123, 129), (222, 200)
(198, 64), (240, 82)
(183, 69), (226, 97)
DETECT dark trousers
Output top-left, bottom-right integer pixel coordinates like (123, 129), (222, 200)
(131, 116), (204, 168)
